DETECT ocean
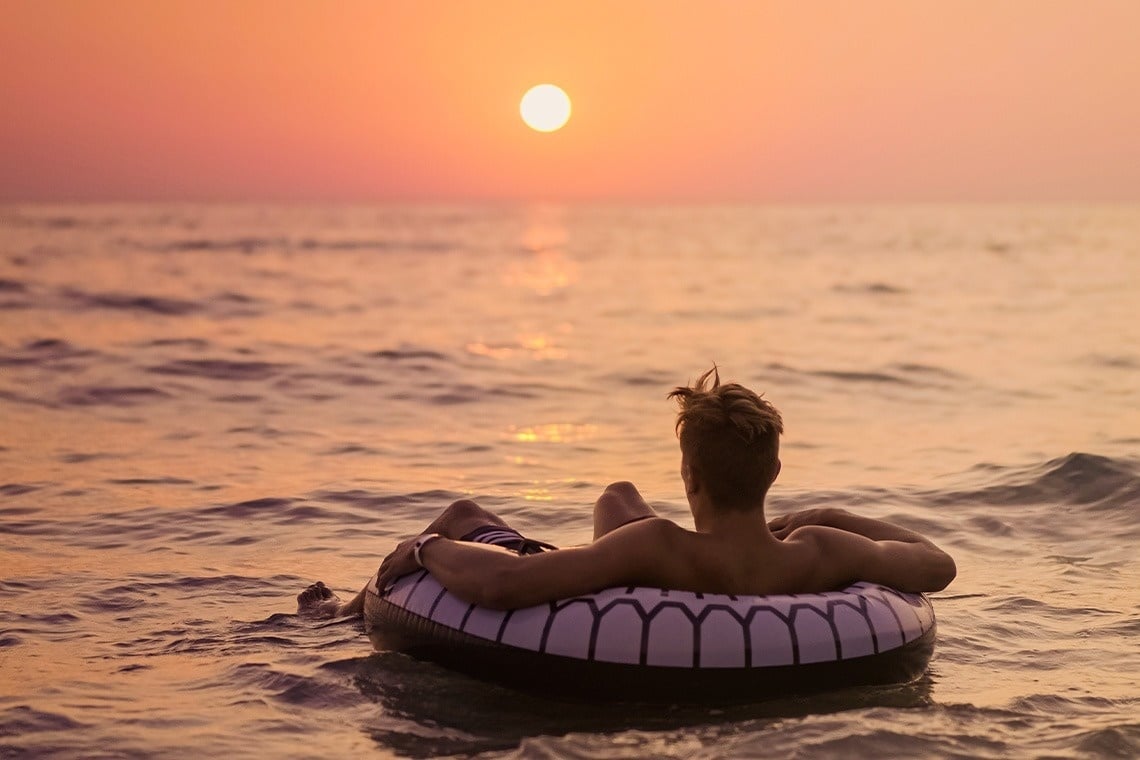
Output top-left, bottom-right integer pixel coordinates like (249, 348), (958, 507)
(1, 203), (1137, 758)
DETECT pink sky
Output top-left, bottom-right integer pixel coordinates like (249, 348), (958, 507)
(2, 0), (1138, 202)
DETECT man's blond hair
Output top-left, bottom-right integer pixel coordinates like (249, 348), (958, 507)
(668, 366), (783, 511)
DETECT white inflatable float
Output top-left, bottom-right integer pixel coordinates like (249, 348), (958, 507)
(364, 570), (936, 702)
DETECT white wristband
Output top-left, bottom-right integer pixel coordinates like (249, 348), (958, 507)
(413, 533), (443, 567)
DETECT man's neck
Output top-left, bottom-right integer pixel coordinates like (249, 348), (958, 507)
(691, 497), (769, 535)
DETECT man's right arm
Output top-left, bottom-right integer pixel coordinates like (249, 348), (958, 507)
(413, 518), (683, 609)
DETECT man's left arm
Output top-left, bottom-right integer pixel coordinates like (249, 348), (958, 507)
(773, 508), (957, 593)
(800, 524), (957, 593)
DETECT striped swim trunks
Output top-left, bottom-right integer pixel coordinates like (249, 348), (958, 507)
(458, 525), (559, 555)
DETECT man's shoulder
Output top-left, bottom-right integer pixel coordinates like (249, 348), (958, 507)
(779, 524), (877, 589)
(784, 524), (878, 562)
(785, 523), (862, 547)
(620, 516), (688, 543)
(589, 516), (687, 556)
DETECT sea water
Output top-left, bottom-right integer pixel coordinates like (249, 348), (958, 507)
(1, 204), (1137, 758)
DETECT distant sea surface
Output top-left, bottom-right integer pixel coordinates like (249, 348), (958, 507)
(1, 204), (1137, 758)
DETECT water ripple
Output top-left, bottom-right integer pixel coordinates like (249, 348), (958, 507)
(147, 359), (288, 381)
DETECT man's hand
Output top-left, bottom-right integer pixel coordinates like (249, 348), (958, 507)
(377, 535), (423, 589)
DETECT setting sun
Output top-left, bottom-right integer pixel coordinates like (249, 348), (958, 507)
(520, 84), (571, 133)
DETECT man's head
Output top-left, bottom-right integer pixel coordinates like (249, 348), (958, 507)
(668, 366), (783, 511)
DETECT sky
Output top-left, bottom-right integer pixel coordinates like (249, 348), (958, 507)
(2, 0), (1139, 203)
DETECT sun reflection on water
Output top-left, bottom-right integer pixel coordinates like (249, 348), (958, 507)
(504, 206), (577, 296)
(509, 423), (599, 444)
(465, 332), (569, 361)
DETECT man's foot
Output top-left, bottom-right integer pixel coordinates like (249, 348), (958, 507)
(297, 581), (345, 619)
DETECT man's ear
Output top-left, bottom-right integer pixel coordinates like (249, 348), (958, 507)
(684, 464), (700, 496)
(772, 459), (782, 484)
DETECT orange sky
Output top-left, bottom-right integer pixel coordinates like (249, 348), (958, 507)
(3, 0), (1139, 202)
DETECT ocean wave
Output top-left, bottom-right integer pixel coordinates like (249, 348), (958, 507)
(0, 485), (41, 498)
(772, 453), (1140, 523)
(758, 361), (963, 389)
(0, 389), (58, 409)
(1073, 725), (1140, 758)
(1081, 353), (1139, 370)
(2, 285), (267, 318)
(138, 337), (211, 349)
(228, 662), (365, 708)
(116, 235), (459, 255)
(889, 362), (964, 380)
(0, 210), (116, 230)
(60, 288), (201, 316)
(204, 496), (297, 517)
(0, 338), (98, 366)
(213, 393), (264, 403)
(810, 369), (914, 385)
(106, 477), (196, 486)
(131, 235), (290, 253)
(368, 348), (450, 362)
(598, 368), (678, 388)
(285, 371), (385, 388)
(833, 282), (910, 295)
(147, 358), (288, 381)
(319, 444), (383, 456)
(58, 385), (171, 407)
(926, 452), (1140, 509)
(0, 706), (88, 735)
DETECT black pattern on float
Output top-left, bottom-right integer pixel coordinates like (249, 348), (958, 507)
(369, 570), (934, 670)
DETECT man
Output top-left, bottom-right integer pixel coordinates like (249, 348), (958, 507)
(298, 367), (955, 618)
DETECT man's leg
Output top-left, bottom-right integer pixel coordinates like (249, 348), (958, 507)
(298, 499), (514, 618)
(592, 481), (658, 540)
(421, 498), (512, 540)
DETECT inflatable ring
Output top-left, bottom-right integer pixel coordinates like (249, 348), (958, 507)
(364, 570), (936, 702)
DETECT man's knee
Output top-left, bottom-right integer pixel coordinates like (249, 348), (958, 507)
(595, 482), (642, 512)
(601, 481), (641, 502)
(426, 498), (508, 538)
(593, 482), (652, 539)
(444, 499), (487, 521)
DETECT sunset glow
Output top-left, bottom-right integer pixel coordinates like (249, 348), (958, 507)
(1, 1), (1138, 202)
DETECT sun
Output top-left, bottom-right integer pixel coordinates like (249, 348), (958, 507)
(520, 84), (571, 132)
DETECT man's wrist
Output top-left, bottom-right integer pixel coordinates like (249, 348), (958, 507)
(413, 533), (444, 567)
